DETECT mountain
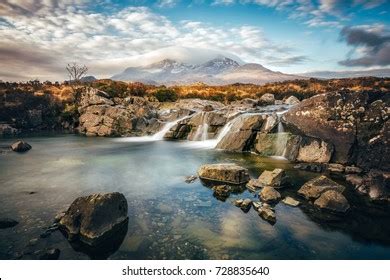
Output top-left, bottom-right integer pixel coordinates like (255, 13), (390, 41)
(111, 56), (304, 85)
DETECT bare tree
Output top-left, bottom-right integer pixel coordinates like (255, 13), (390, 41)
(66, 62), (88, 84)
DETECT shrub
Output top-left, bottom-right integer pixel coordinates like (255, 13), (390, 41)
(154, 88), (178, 102)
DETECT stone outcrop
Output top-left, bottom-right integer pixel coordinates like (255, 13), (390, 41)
(59, 192), (128, 246)
(257, 168), (286, 188)
(284, 91), (389, 171)
(198, 163), (250, 185)
(78, 88), (158, 137)
(314, 190), (350, 213)
(216, 114), (265, 151)
(298, 175), (345, 200)
(10, 140), (31, 152)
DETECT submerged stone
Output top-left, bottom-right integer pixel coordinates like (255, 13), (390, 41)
(282, 196), (300, 207)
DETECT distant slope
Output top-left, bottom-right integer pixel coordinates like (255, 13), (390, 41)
(111, 56), (304, 85)
(300, 68), (390, 79)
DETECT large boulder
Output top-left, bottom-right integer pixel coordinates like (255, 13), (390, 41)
(198, 163), (250, 185)
(216, 114), (265, 151)
(284, 91), (389, 170)
(314, 190), (350, 213)
(257, 168), (286, 188)
(258, 93), (275, 106)
(298, 175), (345, 200)
(254, 133), (301, 161)
(10, 140), (31, 152)
(59, 192), (128, 246)
(296, 138), (333, 163)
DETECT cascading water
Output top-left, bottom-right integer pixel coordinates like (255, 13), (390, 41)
(193, 112), (209, 141)
(273, 111), (289, 158)
(115, 116), (189, 142)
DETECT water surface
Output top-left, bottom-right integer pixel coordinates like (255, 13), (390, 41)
(1, 134), (390, 259)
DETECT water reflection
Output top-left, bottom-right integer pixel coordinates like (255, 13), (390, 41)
(1, 135), (390, 260)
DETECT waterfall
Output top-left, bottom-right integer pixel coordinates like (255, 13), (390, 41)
(193, 112), (209, 141)
(273, 112), (288, 158)
(115, 116), (189, 142)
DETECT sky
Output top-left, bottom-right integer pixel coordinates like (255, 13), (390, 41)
(0, 0), (389, 81)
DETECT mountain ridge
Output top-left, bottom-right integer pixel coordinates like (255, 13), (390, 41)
(111, 56), (305, 85)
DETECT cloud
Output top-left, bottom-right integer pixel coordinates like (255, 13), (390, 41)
(156, 0), (180, 8)
(339, 25), (390, 67)
(0, 4), (307, 81)
(212, 0), (235, 5)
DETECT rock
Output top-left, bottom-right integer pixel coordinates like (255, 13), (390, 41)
(212, 185), (231, 201)
(254, 133), (302, 161)
(259, 93), (275, 106)
(0, 124), (19, 136)
(257, 168), (286, 188)
(282, 196), (300, 207)
(314, 190), (350, 213)
(240, 199), (252, 212)
(327, 163), (345, 173)
(345, 174), (364, 187)
(10, 140), (31, 152)
(345, 166), (363, 174)
(28, 238), (39, 246)
(59, 192), (128, 246)
(185, 175), (198, 184)
(294, 163), (324, 173)
(234, 199), (244, 207)
(258, 204), (276, 224)
(187, 111), (228, 141)
(216, 114), (264, 152)
(78, 88), (158, 137)
(260, 186), (281, 202)
(284, 91), (390, 171)
(284, 96), (300, 105)
(39, 248), (60, 260)
(0, 218), (19, 229)
(247, 179), (262, 191)
(356, 170), (390, 202)
(252, 201), (262, 211)
(296, 138), (333, 163)
(298, 175), (345, 200)
(198, 163), (250, 185)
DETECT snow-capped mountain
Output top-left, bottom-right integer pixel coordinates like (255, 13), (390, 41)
(111, 56), (304, 85)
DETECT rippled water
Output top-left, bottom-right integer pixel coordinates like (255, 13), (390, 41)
(1, 134), (390, 260)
